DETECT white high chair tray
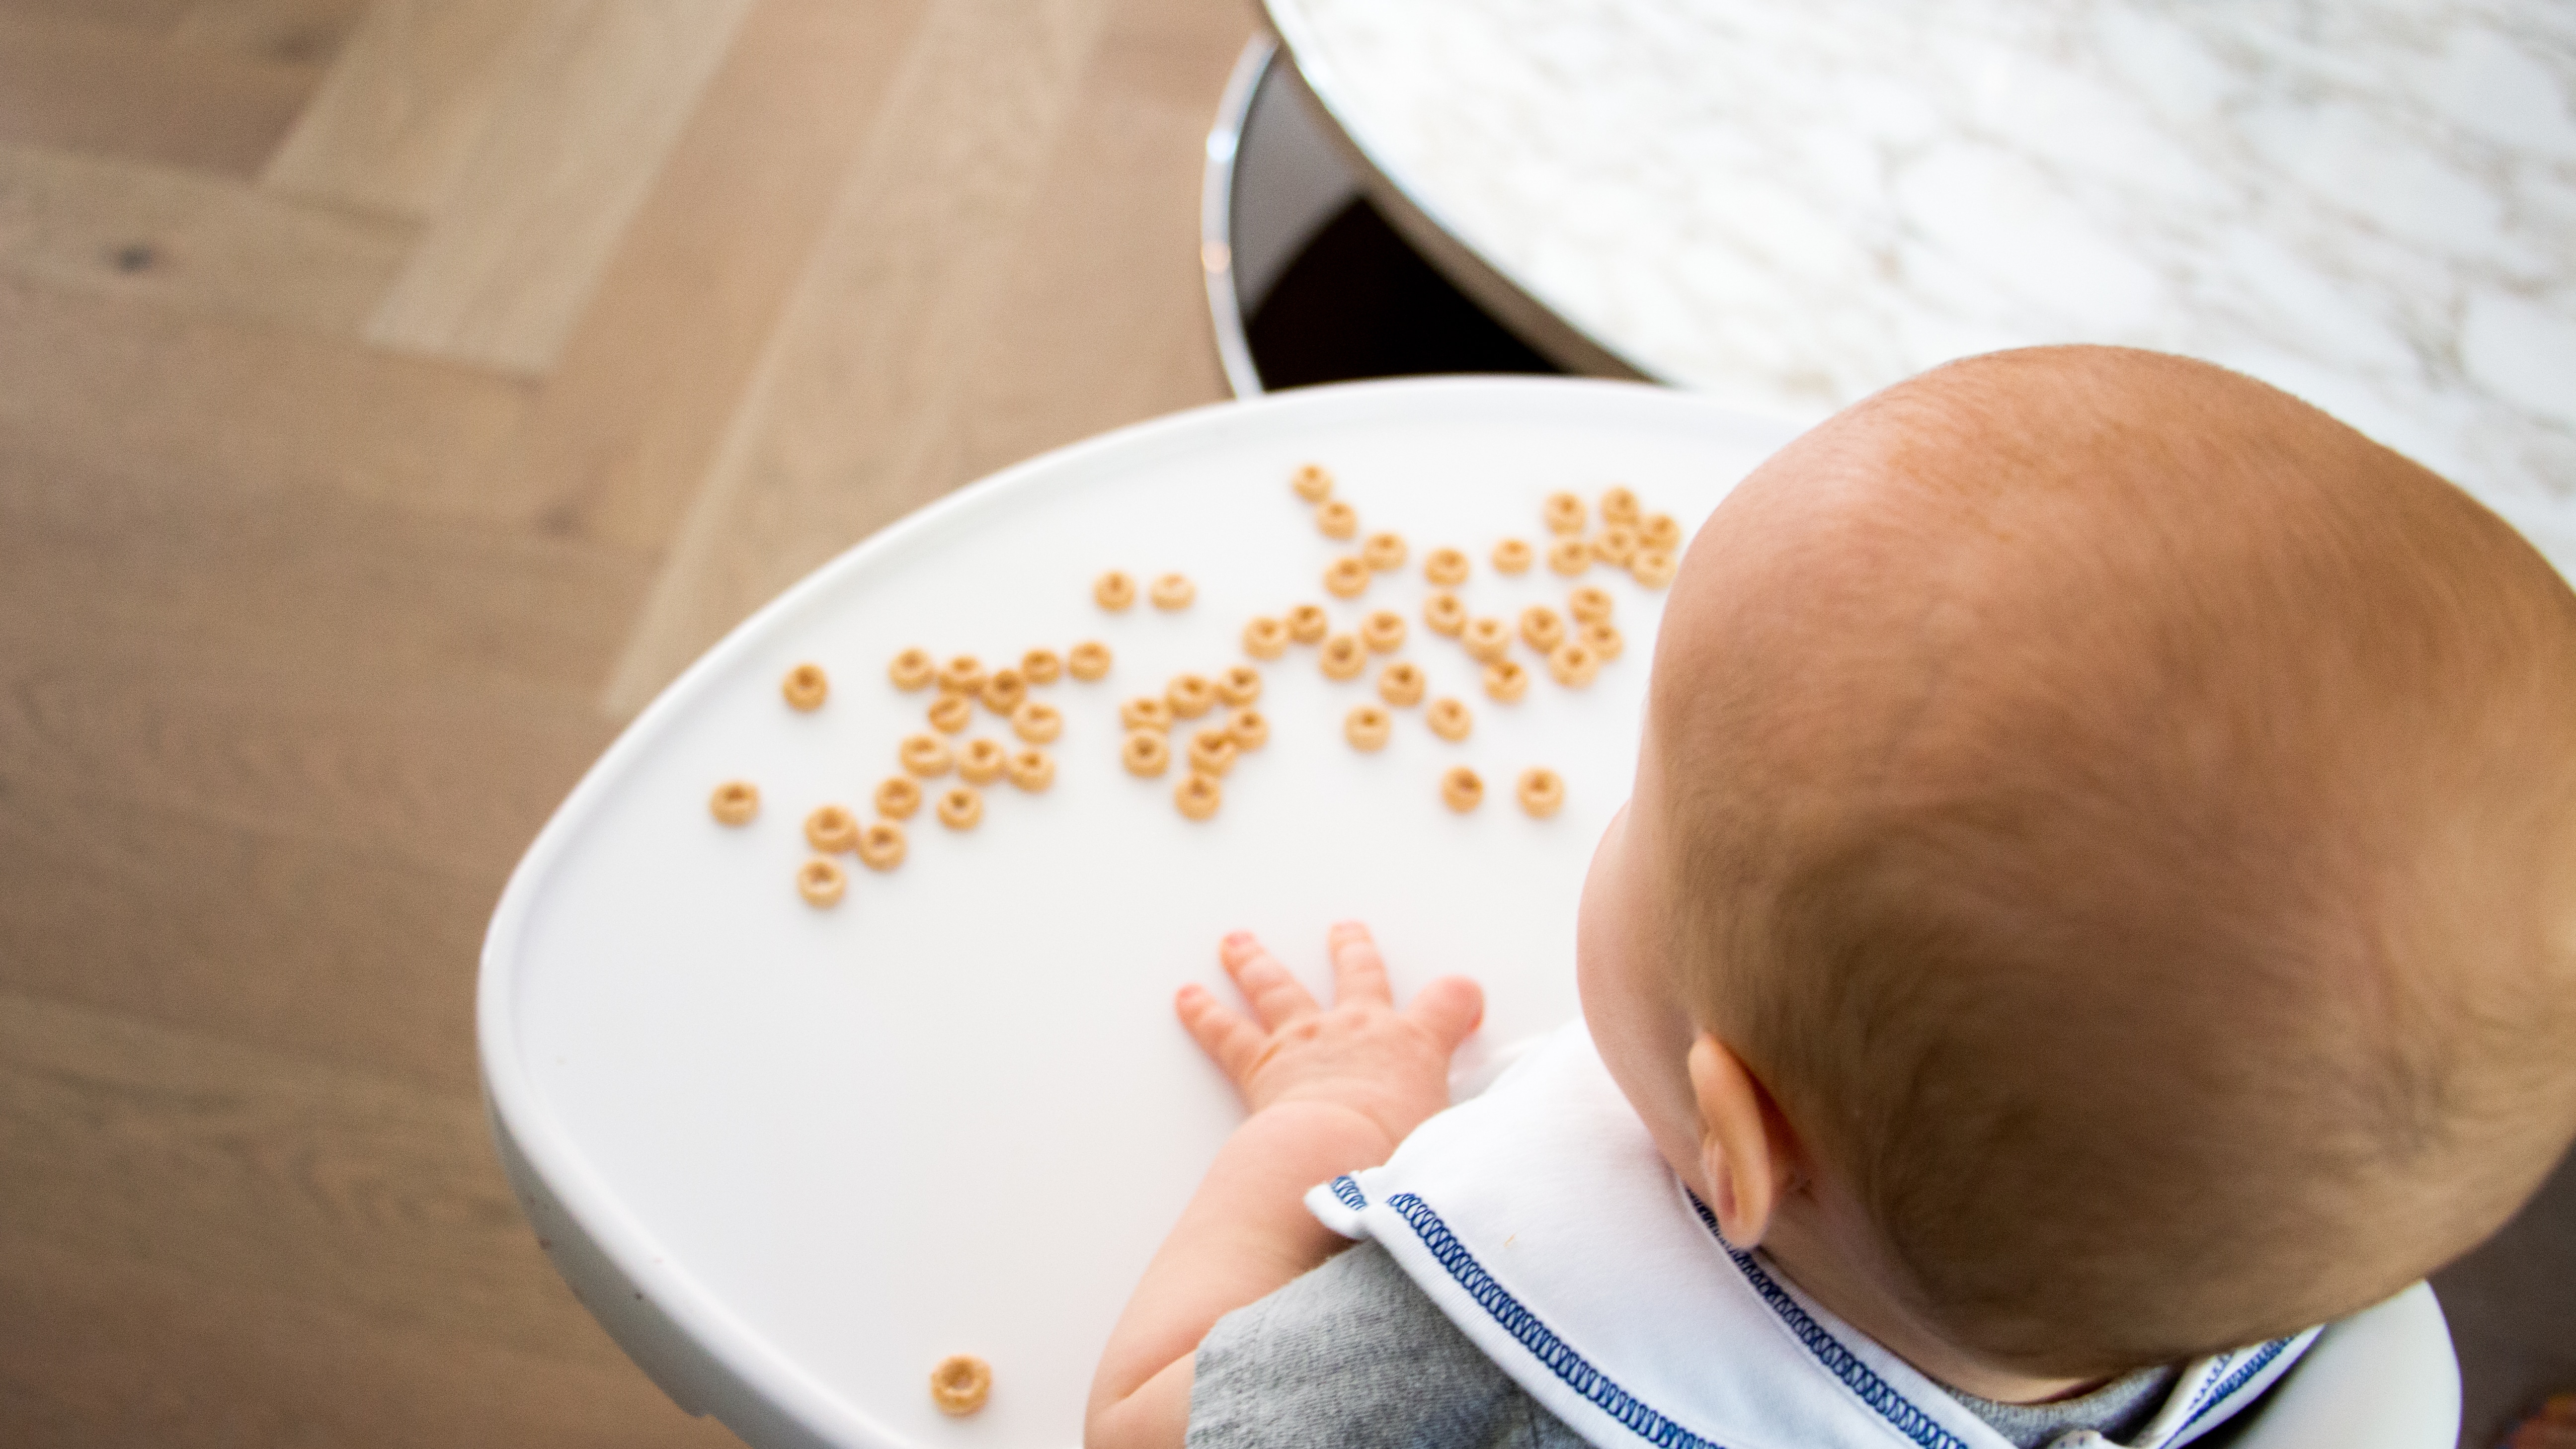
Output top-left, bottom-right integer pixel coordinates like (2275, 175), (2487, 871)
(479, 377), (1799, 1449)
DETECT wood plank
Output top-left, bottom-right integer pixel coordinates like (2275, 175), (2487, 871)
(0, 997), (741, 1446)
(0, 11), (316, 175)
(497, 0), (931, 551)
(0, 276), (536, 520)
(363, 0), (757, 375)
(259, 0), (551, 219)
(168, 0), (372, 69)
(0, 139), (414, 335)
(600, 0), (1117, 716)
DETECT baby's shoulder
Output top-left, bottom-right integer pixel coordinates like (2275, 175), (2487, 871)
(1187, 1240), (1584, 1449)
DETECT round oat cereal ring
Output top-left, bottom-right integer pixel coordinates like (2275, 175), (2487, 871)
(1442, 766), (1485, 812)
(1167, 673), (1216, 719)
(1362, 532), (1407, 572)
(1630, 549), (1678, 588)
(781, 662), (829, 710)
(1316, 499), (1359, 540)
(1423, 591), (1466, 637)
(1491, 538), (1533, 574)
(1319, 634), (1366, 680)
(936, 786), (983, 830)
(1423, 547), (1469, 586)
(1542, 492), (1586, 536)
(1189, 726), (1238, 777)
(1228, 708), (1269, 751)
(1324, 556), (1370, 599)
(1291, 463), (1334, 502)
(1591, 526), (1639, 566)
(981, 667), (1028, 716)
(1094, 570), (1136, 610)
(1066, 640), (1112, 680)
(937, 654), (986, 697)
(1150, 572), (1196, 610)
(1123, 729), (1171, 777)
(900, 734), (954, 777)
(927, 693), (973, 734)
(1012, 699), (1063, 743)
(1484, 659), (1530, 702)
(1517, 767), (1565, 818)
(1426, 698), (1472, 741)
(1242, 616), (1288, 659)
(1358, 613), (1404, 655)
(1599, 486), (1640, 526)
(1520, 606), (1565, 653)
(888, 647), (936, 691)
(1006, 747), (1054, 791)
(958, 737), (1008, 785)
(876, 776), (922, 819)
(930, 1355), (991, 1417)
(805, 804), (860, 853)
(709, 780), (759, 825)
(1548, 641), (1600, 687)
(857, 820), (907, 871)
(1547, 538), (1592, 576)
(1215, 664), (1262, 706)
(1461, 617), (1512, 663)
(1567, 586), (1613, 625)
(1175, 771), (1222, 820)
(1021, 647), (1062, 684)
(1581, 620), (1623, 661)
(796, 857), (846, 906)
(1121, 695), (1173, 731)
(1378, 661), (1425, 707)
(1345, 704), (1392, 751)
(1285, 603), (1330, 644)
(1638, 513), (1682, 552)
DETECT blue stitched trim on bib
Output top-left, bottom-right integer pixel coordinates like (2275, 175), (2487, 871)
(2174, 1337), (2292, 1437)
(1327, 1174), (1368, 1211)
(1687, 1195), (1972, 1449)
(1386, 1191), (1733, 1449)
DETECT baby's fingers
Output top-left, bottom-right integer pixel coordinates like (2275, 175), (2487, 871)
(1176, 984), (1266, 1085)
(1403, 974), (1485, 1053)
(1219, 930), (1319, 1029)
(1325, 921), (1393, 1006)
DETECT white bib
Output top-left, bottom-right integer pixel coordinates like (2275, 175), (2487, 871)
(1306, 1021), (2314, 1449)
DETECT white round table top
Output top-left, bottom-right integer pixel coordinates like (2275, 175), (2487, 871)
(479, 377), (1797, 1449)
(1263, 0), (2576, 548)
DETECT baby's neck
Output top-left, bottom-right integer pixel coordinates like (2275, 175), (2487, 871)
(1760, 1215), (2110, 1406)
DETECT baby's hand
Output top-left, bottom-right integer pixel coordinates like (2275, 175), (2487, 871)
(1177, 922), (1484, 1150)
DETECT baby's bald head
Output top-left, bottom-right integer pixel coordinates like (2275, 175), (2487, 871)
(1652, 347), (2576, 1371)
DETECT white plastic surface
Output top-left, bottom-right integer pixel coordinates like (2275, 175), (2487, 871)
(2234, 1283), (2458, 1449)
(478, 377), (1799, 1449)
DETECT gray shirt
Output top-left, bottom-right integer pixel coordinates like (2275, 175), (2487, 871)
(1190, 1241), (2178, 1449)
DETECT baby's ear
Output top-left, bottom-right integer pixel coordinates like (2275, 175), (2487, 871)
(1688, 1033), (1784, 1249)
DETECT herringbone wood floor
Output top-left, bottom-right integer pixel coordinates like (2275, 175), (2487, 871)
(0, 0), (1245, 1442)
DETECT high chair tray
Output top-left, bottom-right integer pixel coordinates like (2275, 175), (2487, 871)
(478, 377), (1799, 1449)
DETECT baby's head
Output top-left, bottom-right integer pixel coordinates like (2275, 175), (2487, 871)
(1578, 346), (2576, 1385)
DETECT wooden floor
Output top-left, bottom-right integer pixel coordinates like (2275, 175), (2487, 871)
(0, 0), (1246, 1442)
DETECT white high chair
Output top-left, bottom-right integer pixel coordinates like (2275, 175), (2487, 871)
(478, 378), (2466, 1449)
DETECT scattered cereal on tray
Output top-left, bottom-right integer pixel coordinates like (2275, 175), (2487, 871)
(1442, 767), (1485, 812)
(959, 737), (1008, 785)
(876, 776), (922, 818)
(936, 786), (983, 829)
(1291, 463), (1334, 502)
(1150, 572), (1197, 610)
(1492, 538), (1533, 574)
(1175, 772), (1222, 820)
(1319, 634), (1366, 680)
(1362, 609), (1407, 653)
(1285, 604), (1330, 644)
(1426, 698), (1472, 741)
(1122, 695), (1174, 731)
(1517, 767), (1565, 818)
(1547, 538), (1591, 576)
(1424, 591), (1466, 637)
(1548, 641), (1601, 687)
(1324, 556), (1370, 598)
(709, 780), (759, 825)
(1345, 704), (1392, 751)
(927, 694), (972, 734)
(782, 662), (829, 711)
(1521, 606), (1565, 653)
(1631, 549), (1678, 588)
(1095, 570), (1137, 610)
(981, 667), (1027, 716)
(1424, 547), (1468, 586)
(1484, 659), (1530, 703)
(805, 804), (860, 854)
(858, 821), (907, 871)
(1378, 661), (1426, 707)
(1167, 672), (1215, 718)
(1599, 486), (1639, 526)
(1021, 647), (1062, 684)
(1189, 726), (1239, 777)
(1243, 616), (1288, 659)
(1215, 664), (1262, 706)
(1362, 532), (1408, 572)
(1123, 729), (1171, 776)
(1317, 500), (1359, 540)
(1638, 513), (1682, 552)
(1228, 708), (1269, 750)
(888, 648), (936, 691)
(1581, 620), (1623, 660)
(1591, 526), (1639, 566)
(1012, 700), (1063, 743)
(937, 654), (985, 697)
(1542, 492), (1586, 536)
(1006, 748), (1055, 792)
(1067, 640), (1113, 680)
(900, 734), (955, 777)
(1461, 617), (1512, 663)
(1567, 586), (1613, 625)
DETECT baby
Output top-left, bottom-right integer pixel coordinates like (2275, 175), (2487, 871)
(1087, 347), (2576, 1449)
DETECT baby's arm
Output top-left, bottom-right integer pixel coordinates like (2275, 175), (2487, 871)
(1083, 923), (1483, 1449)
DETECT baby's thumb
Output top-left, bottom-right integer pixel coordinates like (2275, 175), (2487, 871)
(1406, 975), (1485, 1052)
